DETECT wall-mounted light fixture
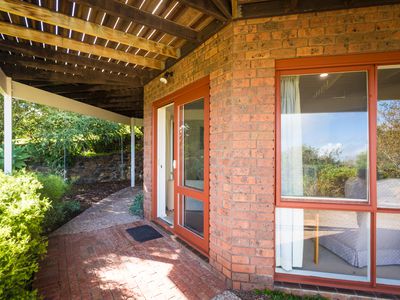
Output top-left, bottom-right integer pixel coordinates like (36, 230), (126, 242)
(160, 71), (174, 84)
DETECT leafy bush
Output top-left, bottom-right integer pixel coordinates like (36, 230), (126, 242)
(34, 173), (80, 233)
(317, 165), (357, 197)
(0, 145), (31, 171)
(42, 200), (81, 234)
(36, 173), (70, 201)
(129, 192), (144, 217)
(0, 171), (50, 299)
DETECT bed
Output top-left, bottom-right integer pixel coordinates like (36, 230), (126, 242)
(318, 178), (400, 268)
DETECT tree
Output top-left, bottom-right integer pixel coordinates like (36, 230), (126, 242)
(1, 97), (134, 172)
(377, 100), (400, 178)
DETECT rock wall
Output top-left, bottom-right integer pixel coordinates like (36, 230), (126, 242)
(68, 150), (143, 184)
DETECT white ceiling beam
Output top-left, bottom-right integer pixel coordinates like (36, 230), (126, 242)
(12, 81), (133, 125)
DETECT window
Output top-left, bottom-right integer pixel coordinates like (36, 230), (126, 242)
(280, 71), (369, 202)
(376, 213), (400, 285)
(276, 208), (370, 281)
(276, 60), (400, 292)
(377, 67), (400, 208)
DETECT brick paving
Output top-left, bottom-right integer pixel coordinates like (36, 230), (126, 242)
(34, 221), (226, 300)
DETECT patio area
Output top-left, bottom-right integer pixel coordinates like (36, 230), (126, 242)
(33, 189), (225, 300)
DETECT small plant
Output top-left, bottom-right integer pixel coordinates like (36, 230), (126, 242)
(34, 173), (80, 233)
(129, 192), (144, 217)
(42, 200), (81, 233)
(36, 173), (71, 201)
(0, 144), (31, 170)
(255, 289), (326, 300)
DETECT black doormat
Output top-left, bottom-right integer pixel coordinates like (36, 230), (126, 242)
(126, 225), (163, 243)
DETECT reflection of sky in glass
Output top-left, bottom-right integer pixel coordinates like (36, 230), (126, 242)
(282, 111), (368, 162)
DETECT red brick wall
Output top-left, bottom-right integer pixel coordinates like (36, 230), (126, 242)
(144, 4), (400, 290)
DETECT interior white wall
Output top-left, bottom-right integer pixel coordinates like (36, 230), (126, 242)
(157, 106), (167, 219)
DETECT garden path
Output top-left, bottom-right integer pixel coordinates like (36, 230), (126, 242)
(52, 187), (141, 236)
(34, 188), (226, 299)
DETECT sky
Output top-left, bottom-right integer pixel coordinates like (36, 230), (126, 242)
(282, 111), (369, 163)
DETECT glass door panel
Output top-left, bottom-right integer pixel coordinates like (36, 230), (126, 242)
(180, 98), (205, 191)
(174, 84), (209, 254)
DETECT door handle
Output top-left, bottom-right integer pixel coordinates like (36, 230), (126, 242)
(173, 160), (176, 169)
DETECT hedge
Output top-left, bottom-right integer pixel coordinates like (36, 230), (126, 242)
(0, 171), (50, 299)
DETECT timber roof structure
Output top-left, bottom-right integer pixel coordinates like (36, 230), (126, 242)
(1, 0), (399, 119)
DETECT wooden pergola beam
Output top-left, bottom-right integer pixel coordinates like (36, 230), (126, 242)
(70, 0), (200, 42)
(0, 0), (179, 59)
(210, 0), (232, 18)
(41, 84), (137, 94)
(0, 40), (154, 79)
(0, 22), (165, 70)
(239, 0), (400, 18)
(178, 0), (227, 21)
(63, 89), (142, 100)
(2, 65), (132, 85)
(0, 53), (143, 86)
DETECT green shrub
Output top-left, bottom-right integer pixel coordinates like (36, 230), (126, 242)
(36, 173), (70, 201)
(317, 165), (357, 197)
(129, 192), (144, 217)
(0, 171), (50, 299)
(255, 289), (326, 300)
(0, 145), (31, 171)
(42, 200), (81, 234)
(34, 173), (80, 233)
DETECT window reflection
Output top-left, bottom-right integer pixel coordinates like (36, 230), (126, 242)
(180, 98), (205, 191)
(377, 68), (400, 208)
(281, 72), (369, 200)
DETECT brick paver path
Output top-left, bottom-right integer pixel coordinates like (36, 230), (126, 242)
(34, 221), (226, 299)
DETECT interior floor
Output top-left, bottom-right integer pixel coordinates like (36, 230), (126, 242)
(160, 210), (174, 225)
(289, 239), (400, 281)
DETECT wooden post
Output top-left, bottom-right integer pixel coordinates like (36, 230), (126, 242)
(231, 0), (238, 18)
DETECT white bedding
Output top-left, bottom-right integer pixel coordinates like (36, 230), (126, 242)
(319, 228), (400, 268)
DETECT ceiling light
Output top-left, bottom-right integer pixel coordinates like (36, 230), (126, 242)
(320, 73), (328, 78)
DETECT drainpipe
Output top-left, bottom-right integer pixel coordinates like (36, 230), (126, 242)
(3, 77), (12, 174)
(130, 118), (135, 188)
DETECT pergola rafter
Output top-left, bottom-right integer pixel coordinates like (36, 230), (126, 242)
(0, 22), (165, 70)
(0, 0), (180, 59)
(0, 0), (227, 117)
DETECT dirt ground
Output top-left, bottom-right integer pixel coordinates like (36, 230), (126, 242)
(62, 180), (132, 209)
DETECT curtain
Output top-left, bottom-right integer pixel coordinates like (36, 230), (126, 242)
(276, 76), (304, 271)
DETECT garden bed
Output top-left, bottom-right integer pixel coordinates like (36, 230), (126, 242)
(62, 180), (131, 209)
(233, 289), (325, 300)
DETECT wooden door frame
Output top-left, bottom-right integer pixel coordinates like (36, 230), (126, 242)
(151, 76), (210, 256)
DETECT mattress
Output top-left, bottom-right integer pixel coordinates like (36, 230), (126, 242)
(319, 229), (400, 268)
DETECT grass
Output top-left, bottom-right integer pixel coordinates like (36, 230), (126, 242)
(254, 289), (326, 300)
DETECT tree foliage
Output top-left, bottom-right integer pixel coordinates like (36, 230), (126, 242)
(377, 100), (400, 179)
(1, 96), (138, 172)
